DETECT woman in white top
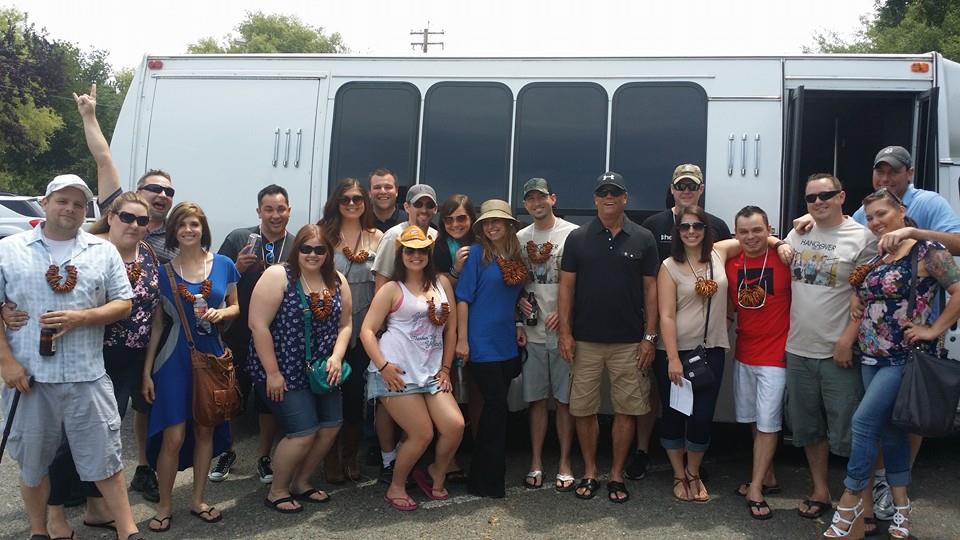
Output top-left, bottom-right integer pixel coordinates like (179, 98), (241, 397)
(657, 205), (773, 504)
(360, 225), (463, 511)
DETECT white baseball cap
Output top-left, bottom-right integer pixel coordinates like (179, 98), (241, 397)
(45, 174), (94, 202)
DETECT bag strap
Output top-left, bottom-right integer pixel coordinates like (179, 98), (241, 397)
(905, 242), (943, 351)
(164, 263), (197, 350)
(141, 240), (159, 268)
(295, 278), (314, 368)
(702, 257), (713, 345)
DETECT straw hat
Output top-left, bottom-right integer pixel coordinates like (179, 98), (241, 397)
(472, 199), (519, 232)
(397, 225), (435, 249)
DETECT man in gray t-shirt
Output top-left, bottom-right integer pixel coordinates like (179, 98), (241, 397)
(776, 173), (876, 520)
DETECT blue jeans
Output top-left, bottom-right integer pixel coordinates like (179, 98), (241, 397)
(844, 362), (911, 492)
(653, 347), (725, 453)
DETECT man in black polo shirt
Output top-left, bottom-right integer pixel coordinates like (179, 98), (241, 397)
(627, 163), (732, 480)
(368, 168), (409, 233)
(558, 171), (659, 504)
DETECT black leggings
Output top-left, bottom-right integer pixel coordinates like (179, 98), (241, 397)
(341, 343), (370, 426)
(467, 357), (520, 498)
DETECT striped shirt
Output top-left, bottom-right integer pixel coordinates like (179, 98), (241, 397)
(0, 226), (134, 383)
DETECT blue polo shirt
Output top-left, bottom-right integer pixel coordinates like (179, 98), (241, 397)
(455, 244), (524, 363)
(853, 184), (960, 232)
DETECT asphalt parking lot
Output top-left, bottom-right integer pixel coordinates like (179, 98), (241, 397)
(1, 412), (958, 539)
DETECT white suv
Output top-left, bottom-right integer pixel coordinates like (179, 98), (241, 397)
(0, 193), (44, 239)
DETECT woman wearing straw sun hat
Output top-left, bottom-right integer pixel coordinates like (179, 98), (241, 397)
(455, 199), (527, 498)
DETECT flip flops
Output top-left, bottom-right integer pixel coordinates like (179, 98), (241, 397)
(190, 507), (222, 524)
(574, 478), (599, 500)
(148, 516), (171, 533)
(747, 499), (773, 520)
(797, 499), (831, 519)
(413, 468), (449, 500)
(607, 481), (630, 503)
(384, 494), (418, 511)
(82, 519), (116, 532)
(524, 470), (544, 489)
(292, 488), (331, 504)
(264, 495), (304, 514)
(555, 473), (576, 492)
(735, 481), (782, 496)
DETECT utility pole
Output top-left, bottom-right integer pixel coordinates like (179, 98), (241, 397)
(410, 23), (444, 53)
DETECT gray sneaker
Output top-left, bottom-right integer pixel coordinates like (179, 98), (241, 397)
(873, 477), (895, 520)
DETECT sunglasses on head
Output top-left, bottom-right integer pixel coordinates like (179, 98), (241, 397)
(298, 244), (328, 256)
(673, 181), (700, 192)
(443, 214), (469, 225)
(595, 187), (625, 198)
(805, 190), (841, 204)
(870, 187), (905, 206)
(412, 199), (437, 209)
(678, 222), (706, 232)
(138, 184), (175, 197)
(339, 195), (365, 206)
(116, 211), (149, 227)
(402, 246), (429, 255)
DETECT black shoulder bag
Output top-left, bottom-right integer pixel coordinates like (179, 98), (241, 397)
(891, 244), (960, 437)
(680, 260), (716, 392)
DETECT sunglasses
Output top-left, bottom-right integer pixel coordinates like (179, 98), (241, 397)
(138, 184), (176, 197)
(804, 190), (841, 204)
(339, 195), (365, 206)
(116, 211), (149, 226)
(298, 244), (328, 256)
(673, 181), (701, 192)
(402, 246), (430, 255)
(264, 242), (276, 263)
(678, 222), (706, 232)
(412, 199), (437, 209)
(595, 187), (625, 198)
(869, 187), (905, 206)
(443, 214), (470, 225)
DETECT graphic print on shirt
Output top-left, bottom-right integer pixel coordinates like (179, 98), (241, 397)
(408, 306), (444, 352)
(527, 241), (561, 285)
(736, 266), (775, 294)
(790, 238), (840, 287)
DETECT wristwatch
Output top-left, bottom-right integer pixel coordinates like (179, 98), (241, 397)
(643, 333), (658, 343)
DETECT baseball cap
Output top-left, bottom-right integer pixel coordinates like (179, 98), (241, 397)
(522, 177), (551, 197)
(405, 184), (438, 204)
(397, 225), (435, 249)
(45, 174), (94, 202)
(873, 146), (912, 169)
(672, 164), (704, 186)
(595, 171), (627, 193)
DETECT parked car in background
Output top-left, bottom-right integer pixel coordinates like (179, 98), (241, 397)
(0, 193), (44, 239)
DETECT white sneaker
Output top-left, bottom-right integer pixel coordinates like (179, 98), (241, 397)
(873, 477), (895, 520)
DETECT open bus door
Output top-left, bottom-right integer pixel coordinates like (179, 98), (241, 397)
(914, 87), (939, 191)
(781, 86), (804, 236)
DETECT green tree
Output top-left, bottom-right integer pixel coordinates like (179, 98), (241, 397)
(810, 0), (960, 62)
(187, 11), (347, 54)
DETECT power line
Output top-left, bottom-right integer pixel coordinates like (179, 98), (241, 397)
(410, 23), (444, 53)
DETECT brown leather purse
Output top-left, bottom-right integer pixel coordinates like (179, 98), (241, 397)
(165, 264), (241, 427)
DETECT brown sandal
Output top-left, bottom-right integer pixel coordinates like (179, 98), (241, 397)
(685, 469), (710, 503)
(672, 477), (691, 501)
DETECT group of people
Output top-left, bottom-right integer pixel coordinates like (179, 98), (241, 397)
(1, 85), (958, 540)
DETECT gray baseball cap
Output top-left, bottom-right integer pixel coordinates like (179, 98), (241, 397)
(45, 174), (94, 202)
(406, 184), (437, 204)
(874, 146), (912, 169)
(522, 177), (551, 197)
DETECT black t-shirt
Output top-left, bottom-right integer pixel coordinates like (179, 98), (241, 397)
(641, 209), (732, 262)
(374, 208), (409, 233)
(217, 225), (295, 351)
(560, 217), (659, 343)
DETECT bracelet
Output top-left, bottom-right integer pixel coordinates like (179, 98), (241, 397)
(378, 362), (390, 372)
(440, 365), (451, 372)
(774, 240), (787, 249)
(449, 268), (460, 279)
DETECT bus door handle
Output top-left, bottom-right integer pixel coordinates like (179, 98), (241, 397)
(283, 128), (291, 167)
(272, 128), (280, 167)
(740, 133), (748, 176)
(295, 129), (303, 168)
(727, 133), (735, 176)
(754, 133), (761, 176)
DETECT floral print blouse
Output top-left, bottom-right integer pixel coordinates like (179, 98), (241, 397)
(856, 240), (959, 363)
(104, 241), (160, 349)
(246, 265), (343, 390)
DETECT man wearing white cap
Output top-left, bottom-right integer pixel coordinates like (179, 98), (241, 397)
(0, 176), (142, 539)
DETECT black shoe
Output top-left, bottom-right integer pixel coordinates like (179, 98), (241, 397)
(257, 456), (274, 484)
(209, 450), (237, 482)
(130, 465), (160, 503)
(624, 449), (649, 481)
(378, 460), (395, 485)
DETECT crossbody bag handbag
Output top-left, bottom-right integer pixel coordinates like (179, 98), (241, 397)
(165, 264), (241, 427)
(680, 259), (716, 392)
(296, 280), (351, 394)
(890, 244), (960, 437)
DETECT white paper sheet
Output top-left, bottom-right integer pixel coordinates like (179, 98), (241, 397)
(669, 377), (694, 416)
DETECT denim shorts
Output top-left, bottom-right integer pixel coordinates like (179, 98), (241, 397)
(366, 372), (442, 400)
(255, 384), (342, 438)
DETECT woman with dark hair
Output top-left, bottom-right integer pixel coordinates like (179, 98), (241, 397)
(141, 202), (240, 532)
(821, 189), (960, 539)
(247, 223), (353, 513)
(317, 178), (383, 482)
(435, 194), (477, 288)
(361, 225), (462, 511)
(455, 199), (527, 498)
(656, 205), (771, 504)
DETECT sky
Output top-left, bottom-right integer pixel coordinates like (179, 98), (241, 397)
(11, 0), (879, 70)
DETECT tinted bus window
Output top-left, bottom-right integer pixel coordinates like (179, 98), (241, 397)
(329, 82), (421, 195)
(610, 83), (708, 214)
(420, 82), (513, 203)
(513, 83), (608, 213)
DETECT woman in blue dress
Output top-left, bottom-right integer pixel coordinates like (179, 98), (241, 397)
(142, 202), (240, 533)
